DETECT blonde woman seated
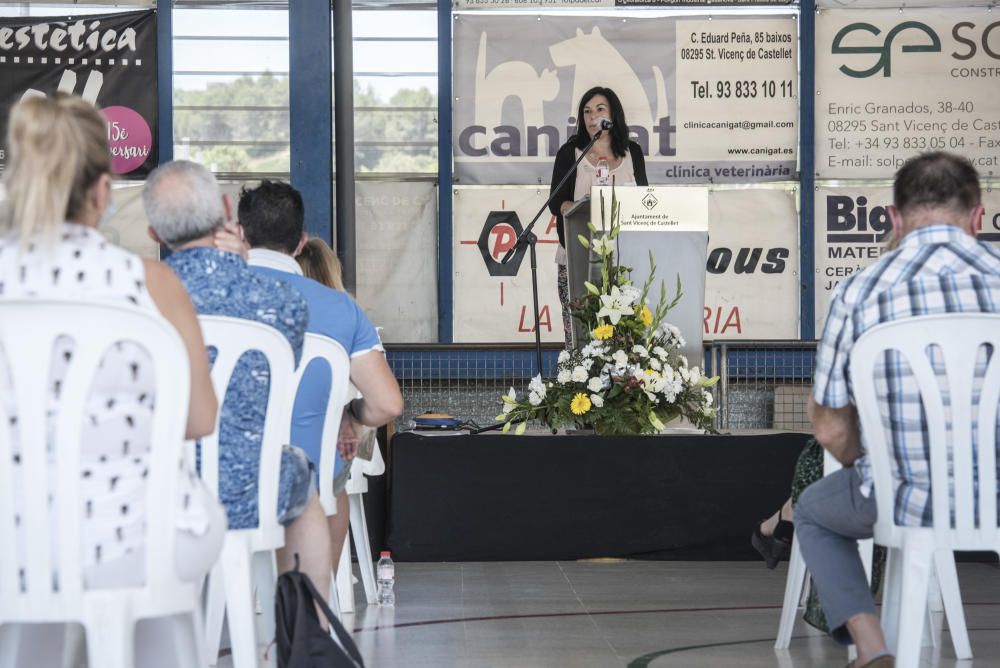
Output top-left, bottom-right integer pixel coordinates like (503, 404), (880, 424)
(0, 95), (225, 665)
(294, 237), (364, 570)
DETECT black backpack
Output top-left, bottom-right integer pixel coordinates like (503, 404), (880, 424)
(273, 559), (366, 668)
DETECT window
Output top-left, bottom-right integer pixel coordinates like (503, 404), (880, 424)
(348, 9), (437, 175)
(173, 7), (290, 177)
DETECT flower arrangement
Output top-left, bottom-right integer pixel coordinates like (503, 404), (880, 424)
(497, 190), (718, 436)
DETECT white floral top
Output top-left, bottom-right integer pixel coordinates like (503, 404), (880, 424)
(0, 224), (211, 578)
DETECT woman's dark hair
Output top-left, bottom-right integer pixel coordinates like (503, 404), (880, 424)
(572, 87), (629, 158)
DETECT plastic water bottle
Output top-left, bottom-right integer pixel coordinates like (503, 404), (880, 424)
(376, 550), (395, 606)
(596, 157), (610, 186)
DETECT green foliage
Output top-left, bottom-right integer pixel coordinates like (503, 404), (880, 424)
(174, 75), (437, 174)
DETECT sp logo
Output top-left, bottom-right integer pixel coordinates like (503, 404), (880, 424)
(477, 211), (527, 277)
(832, 21), (941, 78)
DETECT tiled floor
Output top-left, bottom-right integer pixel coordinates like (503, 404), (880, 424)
(318, 560), (1000, 668)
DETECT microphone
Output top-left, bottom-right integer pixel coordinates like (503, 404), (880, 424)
(597, 117), (613, 130)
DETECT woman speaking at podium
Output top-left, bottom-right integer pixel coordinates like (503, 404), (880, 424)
(548, 86), (648, 345)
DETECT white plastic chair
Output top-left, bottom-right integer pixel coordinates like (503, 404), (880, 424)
(851, 313), (1000, 667)
(292, 334), (352, 518)
(775, 451), (874, 653)
(197, 316), (296, 668)
(291, 334), (351, 620)
(334, 440), (386, 613)
(776, 445), (965, 658)
(0, 300), (206, 667)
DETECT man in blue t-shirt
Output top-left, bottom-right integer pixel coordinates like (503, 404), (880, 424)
(236, 180), (403, 569)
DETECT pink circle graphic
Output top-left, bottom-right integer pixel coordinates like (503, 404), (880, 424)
(101, 106), (153, 175)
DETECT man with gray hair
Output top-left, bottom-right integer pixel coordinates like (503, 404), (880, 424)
(799, 152), (998, 667)
(143, 160), (337, 620)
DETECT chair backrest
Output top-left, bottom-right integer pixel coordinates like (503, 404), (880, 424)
(850, 313), (1000, 549)
(292, 333), (351, 515)
(0, 299), (190, 619)
(196, 315), (296, 544)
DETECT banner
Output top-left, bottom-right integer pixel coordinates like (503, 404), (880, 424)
(814, 184), (1000, 333)
(705, 187), (799, 339)
(354, 182), (438, 343)
(453, 14), (798, 185)
(453, 187), (564, 343)
(0, 10), (158, 179)
(816, 8), (1000, 179)
(454, 185), (800, 342)
(98, 183), (160, 259)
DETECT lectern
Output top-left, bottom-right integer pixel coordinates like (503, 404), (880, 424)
(564, 186), (709, 365)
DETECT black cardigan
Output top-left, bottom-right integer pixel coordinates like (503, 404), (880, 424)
(547, 139), (648, 247)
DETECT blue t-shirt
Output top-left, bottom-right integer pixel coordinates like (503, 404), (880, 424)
(166, 248), (309, 529)
(251, 266), (382, 480)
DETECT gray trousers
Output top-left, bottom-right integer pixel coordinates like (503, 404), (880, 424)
(795, 466), (878, 644)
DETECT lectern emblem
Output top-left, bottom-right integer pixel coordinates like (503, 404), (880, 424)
(642, 193), (659, 210)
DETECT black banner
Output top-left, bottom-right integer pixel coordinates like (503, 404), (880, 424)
(0, 10), (157, 179)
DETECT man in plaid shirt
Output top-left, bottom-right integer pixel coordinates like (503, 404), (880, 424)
(797, 152), (998, 668)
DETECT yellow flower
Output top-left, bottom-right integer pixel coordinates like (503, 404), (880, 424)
(640, 305), (653, 327)
(570, 392), (592, 415)
(593, 323), (614, 340)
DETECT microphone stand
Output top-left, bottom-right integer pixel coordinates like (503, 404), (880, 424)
(500, 127), (607, 377)
(466, 128), (608, 437)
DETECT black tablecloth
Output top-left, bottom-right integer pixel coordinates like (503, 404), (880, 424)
(386, 431), (811, 561)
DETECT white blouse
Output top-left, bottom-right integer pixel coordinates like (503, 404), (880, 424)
(556, 150), (638, 266)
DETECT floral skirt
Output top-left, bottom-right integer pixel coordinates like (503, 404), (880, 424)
(556, 263), (572, 347)
(792, 438), (886, 633)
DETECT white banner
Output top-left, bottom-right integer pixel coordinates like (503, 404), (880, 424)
(816, 8), (1000, 179)
(355, 181), (438, 344)
(591, 185), (709, 232)
(453, 14), (798, 185)
(814, 184), (1000, 333)
(705, 188), (799, 339)
(99, 183), (160, 259)
(453, 187), (564, 343)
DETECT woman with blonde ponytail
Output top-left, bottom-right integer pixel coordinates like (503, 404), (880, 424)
(0, 94), (225, 666)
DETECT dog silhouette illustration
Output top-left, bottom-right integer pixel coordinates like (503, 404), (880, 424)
(549, 27), (669, 147)
(474, 31), (561, 155)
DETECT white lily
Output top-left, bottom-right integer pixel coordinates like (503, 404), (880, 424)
(591, 235), (615, 256)
(596, 285), (634, 325)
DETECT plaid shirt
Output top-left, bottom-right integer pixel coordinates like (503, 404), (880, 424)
(813, 224), (1000, 526)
